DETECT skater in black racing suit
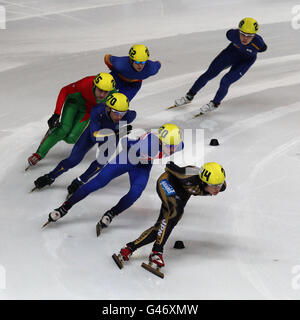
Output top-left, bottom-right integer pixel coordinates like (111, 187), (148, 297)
(114, 161), (227, 269)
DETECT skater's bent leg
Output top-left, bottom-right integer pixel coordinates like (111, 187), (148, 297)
(110, 165), (151, 215)
(151, 174), (186, 252)
(188, 50), (232, 96)
(37, 126), (72, 159)
(63, 176), (109, 210)
(78, 145), (112, 183)
(128, 201), (169, 252)
(37, 104), (79, 158)
(213, 74), (231, 104)
(48, 129), (95, 179)
(127, 198), (184, 253)
(110, 183), (147, 215)
(64, 115), (89, 144)
(152, 198), (185, 252)
(127, 173), (184, 252)
(213, 56), (256, 104)
(64, 163), (129, 210)
(127, 226), (159, 251)
(79, 160), (104, 183)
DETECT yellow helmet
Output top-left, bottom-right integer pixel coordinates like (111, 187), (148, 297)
(94, 73), (116, 91)
(199, 162), (226, 186)
(158, 123), (182, 146)
(106, 92), (129, 112)
(129, 44), (150, 62)
(238, 17), (259, 34)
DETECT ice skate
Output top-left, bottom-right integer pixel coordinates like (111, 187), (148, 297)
(169, 93), (194, 109)
(26, 127), (54, 171)
(96, 210), (115, 237)
(42, 206), (68, 228)
(66, 178), (83, 199)
(33, 174), (55, 191)
(194, 100), (219, 118)
(26, 153), (41, 171)
(141, 251), (165, 278)
(112, 245), (133, 269)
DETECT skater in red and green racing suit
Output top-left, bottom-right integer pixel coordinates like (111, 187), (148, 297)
(27, 72), (117, 167)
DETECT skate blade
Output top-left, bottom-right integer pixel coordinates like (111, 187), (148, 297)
(25, 165), (31, 171)
(168, 101), (192, 110)
(42, 220), (50, 228)
(167, 105), (178, 110)
(96, 222), (103, 237)
(30, 186), (37, 193)
(193, 112), (203, 118)
(141, 262), (164, 279)
(112, 254), (124, 269)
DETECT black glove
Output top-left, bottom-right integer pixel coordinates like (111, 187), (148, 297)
(116, 124), (133, 138)
(260, 44), (267, 52)
(47, 114), (60, 129)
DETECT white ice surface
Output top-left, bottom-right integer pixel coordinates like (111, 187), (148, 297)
(0, 0), (300, 299)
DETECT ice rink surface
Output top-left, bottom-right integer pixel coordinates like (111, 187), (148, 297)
(0, 0), (300, 299)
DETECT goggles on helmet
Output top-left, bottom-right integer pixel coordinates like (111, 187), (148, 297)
(239, 30), (255, 37)
(110, 109), (127, 117)
(206, 182), (224, 189)
(133, 60), (146, 65)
